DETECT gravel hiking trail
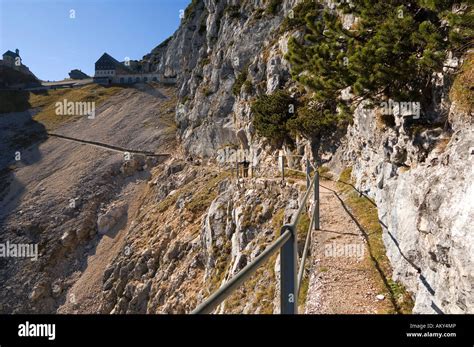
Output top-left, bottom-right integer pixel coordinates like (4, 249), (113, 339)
(304, 180), (393, 314)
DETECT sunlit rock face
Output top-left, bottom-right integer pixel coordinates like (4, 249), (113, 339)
(144, 0), (473, 313)
(331, 89), (474, 313)
(146, 0), (298, 158)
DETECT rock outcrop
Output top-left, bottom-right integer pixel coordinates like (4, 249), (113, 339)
(3, 0), (470, 315)
(145, 0), (299, 157)
(138, 0), (472, 313)
(331, 87), (473, 313)
(99, 160), (304, 314)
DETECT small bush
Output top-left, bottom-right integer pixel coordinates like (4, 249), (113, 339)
(251, 91), (350, 143)
(184, 0), (200, 22)
(379, 113), (396, 128)
(253, 8), (265, 20)
(199, 16), (207, 34)
(232, 67), (249, 96)
(243, 80), (253, 94)
(203, 86), (213, 97)
(200, 57), (211, 67)
(225, 5), (241, 19)
(280, 0), (316, 32)
(265, 0), (282, 15)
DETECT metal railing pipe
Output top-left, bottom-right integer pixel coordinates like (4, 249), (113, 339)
(290, 173), (315, 227)
(192, 159), (321, 315)
(306, 159), (311, 188)
(280, 225), (298, 314)
(314, 170), (320, 230)
(297, 205), (316, 292)
(192, 229), (292, 314)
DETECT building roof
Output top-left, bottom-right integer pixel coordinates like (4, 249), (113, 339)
(95, 53), (121, 65)
(69, 69), (90, 79)
(95, 52), (133, 73)
(3, 50), (19, 58)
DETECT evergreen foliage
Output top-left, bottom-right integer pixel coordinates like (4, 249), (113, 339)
(232, 67), (249, 96)
(251, 90), (296, 144)
(283, 0), (473, 136)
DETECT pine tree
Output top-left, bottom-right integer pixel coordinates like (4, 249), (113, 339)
(251, 90), (296, 145)
(285, 0), (473, 137)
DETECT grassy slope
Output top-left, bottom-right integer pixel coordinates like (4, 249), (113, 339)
(0, 84), (125, 130)
(30, 84), (125, 130)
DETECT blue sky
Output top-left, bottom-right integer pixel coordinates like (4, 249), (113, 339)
(0, 0), (190, 81)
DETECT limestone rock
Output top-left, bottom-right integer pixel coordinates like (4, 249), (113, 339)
(97, 203), (127, 235)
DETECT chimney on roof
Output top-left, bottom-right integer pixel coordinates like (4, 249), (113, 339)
(15, 49), (19, 55)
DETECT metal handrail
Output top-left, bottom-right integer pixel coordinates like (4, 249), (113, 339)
(289, 171), (315, 226)
(298, 205), (316, 291)
(192, 158), (319, 314)
(278, 167), (317, 313)
(191, 229), (292, 314)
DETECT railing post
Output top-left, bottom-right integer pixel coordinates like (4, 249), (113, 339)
(314, 166), (320, 230)
(306, 158), (310, 189)
(280, 225), (298, 314)
(280, 153), (285, 182)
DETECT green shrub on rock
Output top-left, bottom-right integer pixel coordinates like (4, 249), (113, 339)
(251, 90), (296, 144)
(286, 0), (473, 121)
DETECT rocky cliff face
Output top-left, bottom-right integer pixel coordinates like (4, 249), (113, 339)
(330, 92), (473, 314)
(327, 42), (474, 314)
(99, 160), (304, 313)
(145, 0), (299, 157)
(137, 0), (472, 313)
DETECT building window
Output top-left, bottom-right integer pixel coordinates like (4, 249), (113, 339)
(152, 77), (157, 81)
(135, 77), (140, 83)
(144, 77), (148, 82)
(128, 77), (132, 83)
(120, 77), (124, 83)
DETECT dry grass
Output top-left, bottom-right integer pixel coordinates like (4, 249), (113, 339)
(318, 165), (333, 180)
(450, 52), (474, 116)
(223, 251), (277, 314)
(398, 166), (411, 174)
(30, 84), (126, 130)
(297, 212), (310, 244)
(186, 172), (230, 215)
(271, 208), (285, 235)
(297, 267), (310, 309)
(285, 168), (306, 180)
(434, 137), (451, 154)
(222, 207), (289, 313)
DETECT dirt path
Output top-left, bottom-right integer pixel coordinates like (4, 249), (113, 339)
(47, 133), (171, 157)
(0, 84), (178, 314)
(304, 179), (393, 314)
